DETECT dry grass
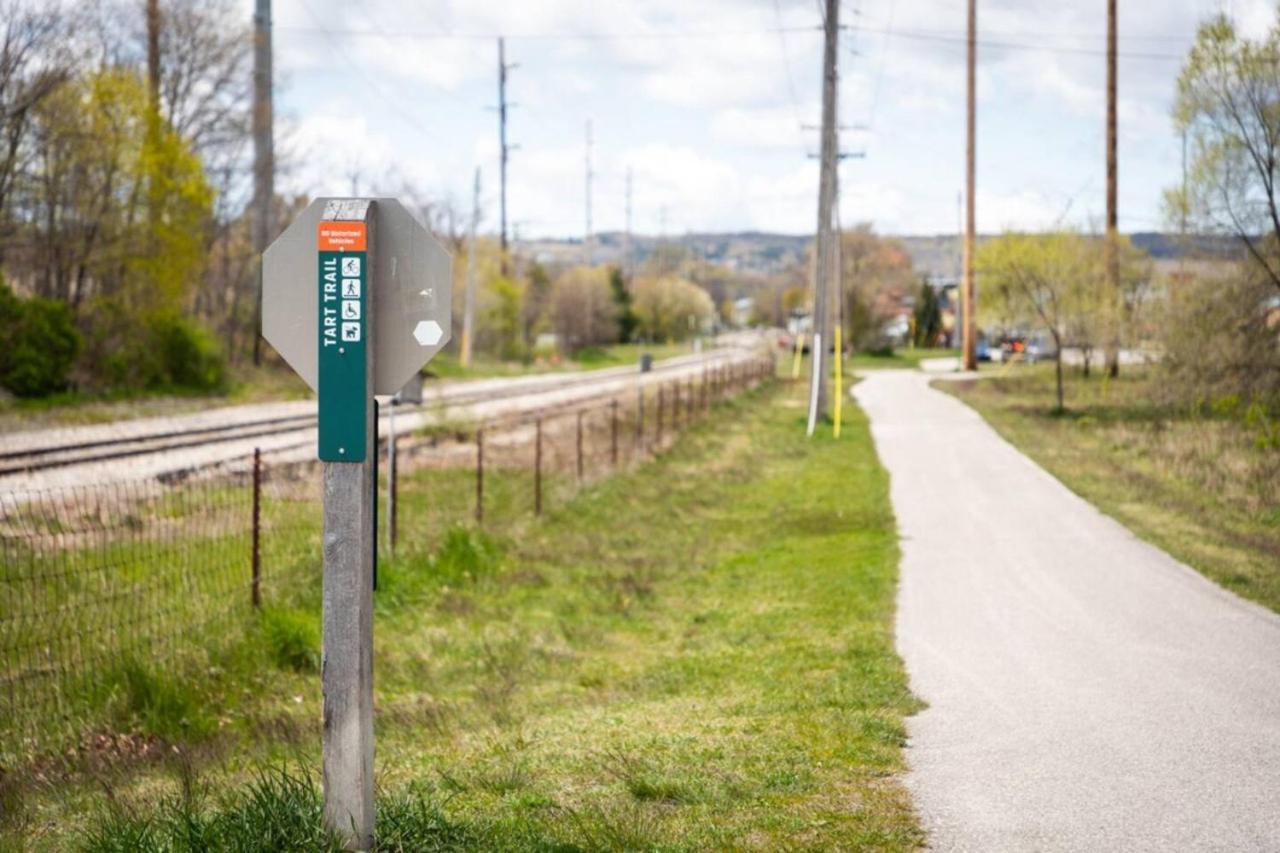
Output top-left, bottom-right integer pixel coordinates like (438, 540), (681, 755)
(941, 366), (1280, 611)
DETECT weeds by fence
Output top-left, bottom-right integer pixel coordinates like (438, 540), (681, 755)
(0, 356), (775, 766)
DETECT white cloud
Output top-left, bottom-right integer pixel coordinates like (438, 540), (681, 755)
(258, 0), (1277, 236)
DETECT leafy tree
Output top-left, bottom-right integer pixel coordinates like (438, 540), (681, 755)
(609, 266), (638, 342)
(550, 266), (616, 353)
(632, 275), (714, 342)
(523, 262), (552, 349)
(978, 232), (1095, 412)
(912, 280), (942, 348)
(484, 275), (525, 362)
(839, 224), (917, 350)
(1171, 13), (1280, 291)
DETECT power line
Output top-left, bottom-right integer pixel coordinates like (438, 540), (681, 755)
(857, 24), (1187, 61)
(276, 24), (822, 42)
(771, 0), (807, 131)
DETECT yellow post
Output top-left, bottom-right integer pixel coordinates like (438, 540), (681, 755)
(833, 325), (843, 438)
(791, 331), (804, 379)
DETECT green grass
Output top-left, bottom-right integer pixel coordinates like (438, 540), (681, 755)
(849, 347), (959, 371)
(940, 365), (1280, 613)
(6, 380), (922, 850)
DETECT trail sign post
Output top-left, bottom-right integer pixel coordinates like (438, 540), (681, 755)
(262, 198), (451, 850)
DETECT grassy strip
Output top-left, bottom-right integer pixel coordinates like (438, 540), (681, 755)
(8, 381), (921, 850)
(848, 348), (959, 371)
(939, 366), (1280, 612)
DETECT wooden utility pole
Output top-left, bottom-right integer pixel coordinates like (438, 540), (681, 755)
(584, 119), (594, 266)
(252, 0), (274, 366)
(460, 168), (480, 367)
(497, 38), (513, 276)
(1104, 0), (1120, 377)
(961, 0), (978, 371)
(807, 0), (839, 432)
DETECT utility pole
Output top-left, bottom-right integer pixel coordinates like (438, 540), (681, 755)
(497, 38), (515, 277)
(623, 167), (633, 280)
(252, 0), (273, 367)
(584, 119), (594, 267)
(960, 0), (977, 371)
(807, 0), (839, 431)
(1104, 0), (1120, 377)
(461, 168), (480, 367)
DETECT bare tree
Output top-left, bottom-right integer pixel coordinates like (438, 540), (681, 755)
(1173, 14), (1280, 291)
(0, 1), (68, 256)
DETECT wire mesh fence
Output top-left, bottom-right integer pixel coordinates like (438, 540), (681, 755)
(0, 356), (774, 765)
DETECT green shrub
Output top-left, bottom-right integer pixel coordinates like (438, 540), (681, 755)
(94, 312), (227, 393)
(0, 281), (81, 397)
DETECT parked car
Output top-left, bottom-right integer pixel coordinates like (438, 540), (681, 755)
(1025, 334), (1058, 364)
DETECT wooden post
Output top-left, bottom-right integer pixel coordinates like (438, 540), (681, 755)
(534, 417), (543, 515)
(251, 447), (262, 608)
(320, 201), (376, 850)
(610, 399), (619, 467)
(475, 428), (484, 524)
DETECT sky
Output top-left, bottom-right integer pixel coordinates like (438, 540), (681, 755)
(253, 0), (1277, 239)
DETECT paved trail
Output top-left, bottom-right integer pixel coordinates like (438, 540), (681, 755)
(854, 370), (1280, 852)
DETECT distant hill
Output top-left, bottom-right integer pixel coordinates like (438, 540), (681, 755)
(521, 231), (1243, 279)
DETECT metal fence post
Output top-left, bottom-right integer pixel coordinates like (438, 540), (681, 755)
(388, 430), (398, 556)
(251, 447), (262, 608)
(475, 428), (484, 524)
(636, 386), (645, 450)
(657, 385), (665, 447)
(611, 398), (619, 467)
(534, 417), (543, 515)
(576, 410), (584, 483)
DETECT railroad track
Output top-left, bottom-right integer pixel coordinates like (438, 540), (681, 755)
(0, 348), (755, 480)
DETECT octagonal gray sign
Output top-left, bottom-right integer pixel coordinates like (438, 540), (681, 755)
(263, 197), (452, 395)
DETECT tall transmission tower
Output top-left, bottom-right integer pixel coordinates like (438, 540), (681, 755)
(807, 0), (840, 434)
(497, 38), (516, 276)
(961, 0), (977, 372)
(252, 0), (274, 366)
(584, 119), (594, 267)
(461, 168), (480, 368)
(623, 167), (633, 280)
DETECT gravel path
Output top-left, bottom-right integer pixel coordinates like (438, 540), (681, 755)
(854, 370), (1280, 852)
(1, 343), (763, 496)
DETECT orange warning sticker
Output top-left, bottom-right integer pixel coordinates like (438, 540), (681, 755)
(318, 221), (367, 251)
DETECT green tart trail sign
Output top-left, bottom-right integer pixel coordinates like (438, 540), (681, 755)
(317, 221), (368, 460)
(262, 198), (453, 461)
